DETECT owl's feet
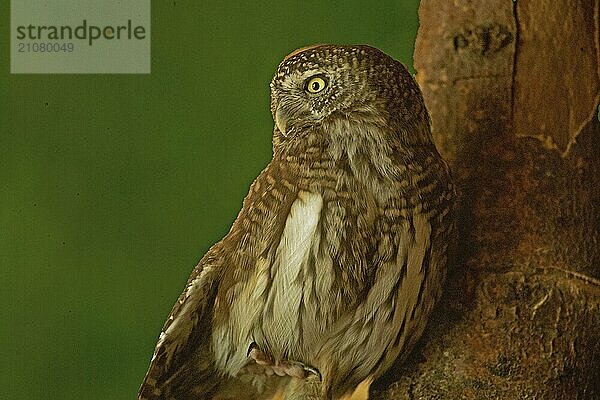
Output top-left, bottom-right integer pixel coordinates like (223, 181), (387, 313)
(241, 343), (321, 380)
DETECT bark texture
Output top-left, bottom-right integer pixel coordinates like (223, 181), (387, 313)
(371, 1), (600, 398)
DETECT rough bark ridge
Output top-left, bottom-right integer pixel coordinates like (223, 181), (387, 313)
(371, 1), (600, 399)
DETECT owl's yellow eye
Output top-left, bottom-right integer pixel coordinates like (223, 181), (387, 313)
(306, 76), (327, 93)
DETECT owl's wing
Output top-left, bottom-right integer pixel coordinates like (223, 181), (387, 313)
(137, 248), (222, 400)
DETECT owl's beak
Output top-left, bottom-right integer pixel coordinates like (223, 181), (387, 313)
(275, 105), (289, 136)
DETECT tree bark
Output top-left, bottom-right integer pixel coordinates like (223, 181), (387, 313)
(371, 1), (600, 398)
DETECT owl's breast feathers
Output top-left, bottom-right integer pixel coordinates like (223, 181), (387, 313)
(211, 137), (455, 391)
(138, 141), (454, 399)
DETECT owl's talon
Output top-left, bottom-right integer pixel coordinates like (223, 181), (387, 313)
(285, 360), (321, 380)
(303, 365), (321, 381)
(244, 344), (321, 380)
(246, 342), (258, 357)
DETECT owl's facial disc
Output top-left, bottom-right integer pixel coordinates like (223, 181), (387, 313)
(273, 71), (332, 137)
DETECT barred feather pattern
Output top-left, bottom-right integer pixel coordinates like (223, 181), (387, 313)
(209, 120), (455, 398)
(138, 44), (456, 400)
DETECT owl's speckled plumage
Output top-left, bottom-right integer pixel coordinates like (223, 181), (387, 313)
(138, 44), (456, 400)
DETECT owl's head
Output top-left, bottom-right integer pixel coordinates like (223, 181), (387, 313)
(269, 44), (430, 149)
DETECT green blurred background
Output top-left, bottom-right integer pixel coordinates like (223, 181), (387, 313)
(1, 1), (419, 399)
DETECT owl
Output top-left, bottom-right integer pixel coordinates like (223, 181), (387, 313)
(138, 44), (456, 400)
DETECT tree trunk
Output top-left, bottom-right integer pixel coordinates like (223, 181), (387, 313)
(371, 1), (600, 398)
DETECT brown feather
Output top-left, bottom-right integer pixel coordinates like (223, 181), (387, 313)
(138, 44), (456, 400)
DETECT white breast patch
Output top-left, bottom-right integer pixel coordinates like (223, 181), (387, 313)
(263, 190), (323, 356)
(213, 191), (324, 375)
